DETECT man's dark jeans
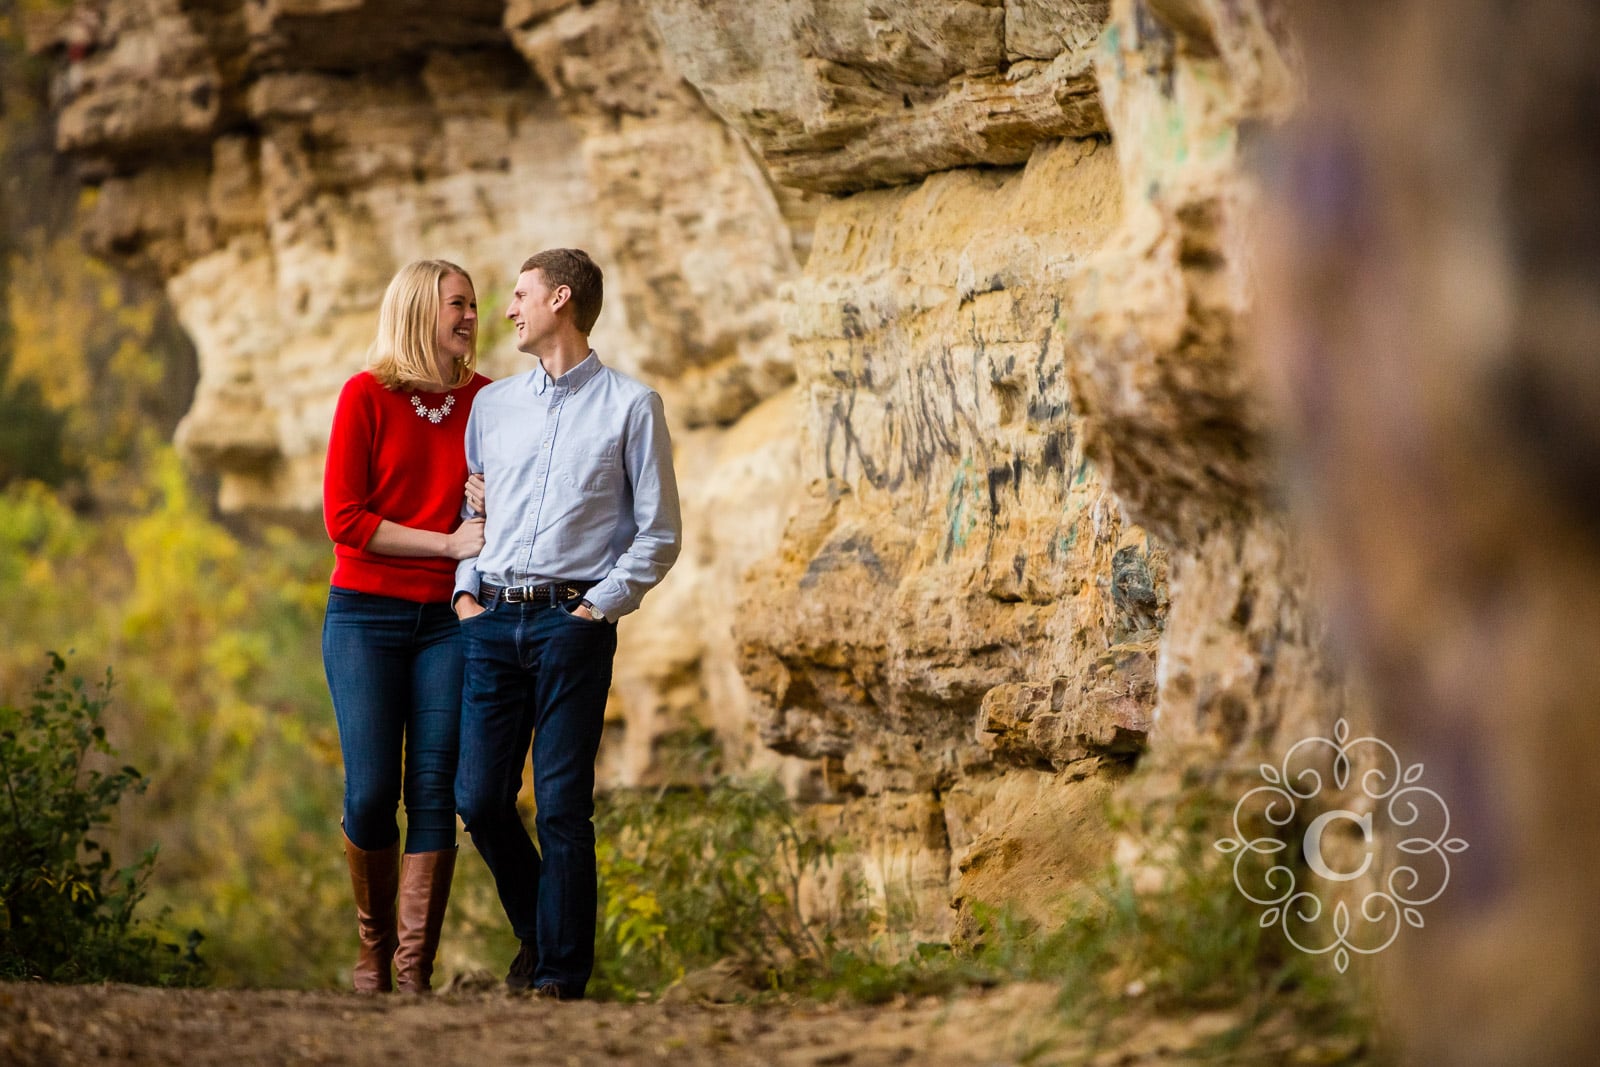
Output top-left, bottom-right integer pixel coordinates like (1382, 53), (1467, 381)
(456, 596), (616, 999)
(322, 587), (463, 854)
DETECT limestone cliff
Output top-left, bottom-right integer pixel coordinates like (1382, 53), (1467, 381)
(34, 0), (1336, 939)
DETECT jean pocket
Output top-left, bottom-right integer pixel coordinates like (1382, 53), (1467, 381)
(558, 599), (609, 626)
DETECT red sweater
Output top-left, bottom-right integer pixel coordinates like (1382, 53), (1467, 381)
(323, 370), (492, 603)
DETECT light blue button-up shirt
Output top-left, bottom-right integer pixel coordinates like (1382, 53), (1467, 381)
(453, 351), (681, 620)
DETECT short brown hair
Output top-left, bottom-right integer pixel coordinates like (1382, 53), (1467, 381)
(521, 248), (603, 334)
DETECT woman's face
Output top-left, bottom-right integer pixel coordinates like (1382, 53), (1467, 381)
(436, 273), (478, 368)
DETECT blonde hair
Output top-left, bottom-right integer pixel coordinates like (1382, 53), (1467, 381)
(366, 259), (477, 391)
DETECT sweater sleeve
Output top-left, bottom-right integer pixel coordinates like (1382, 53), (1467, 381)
(322, 376), (384, 550)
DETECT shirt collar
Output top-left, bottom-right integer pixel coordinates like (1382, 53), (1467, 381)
(533, 350), (602, 395)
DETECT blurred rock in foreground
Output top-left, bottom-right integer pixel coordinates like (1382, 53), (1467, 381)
(1257, 1), (1600, 1062)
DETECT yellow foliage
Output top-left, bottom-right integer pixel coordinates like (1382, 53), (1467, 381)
(0, 441), (360, 986)
(5, 234), (107, 410)
(0, 14), (392, 987)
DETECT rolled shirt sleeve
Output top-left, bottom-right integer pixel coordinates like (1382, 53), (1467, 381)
(584, 390), (681, 620)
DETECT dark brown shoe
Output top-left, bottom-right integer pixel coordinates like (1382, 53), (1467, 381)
(505, 941), (537, 992)
(342, 828), (400, 993)
(394, 847), (457, 993)
(534, 982), (583, 1001)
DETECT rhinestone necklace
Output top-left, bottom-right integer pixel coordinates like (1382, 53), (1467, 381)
(410, 392), (455, 424)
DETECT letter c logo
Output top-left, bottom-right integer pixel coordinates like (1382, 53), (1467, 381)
(1304, 809), (1374, 882)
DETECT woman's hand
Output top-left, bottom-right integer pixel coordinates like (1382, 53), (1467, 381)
(445, 517), (485, 560)
(465, 473), (486, 515)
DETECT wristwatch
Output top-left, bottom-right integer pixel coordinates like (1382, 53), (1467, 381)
(581, 599), (606, 622)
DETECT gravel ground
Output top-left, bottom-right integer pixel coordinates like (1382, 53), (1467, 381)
(0, 980), (1368, 1066)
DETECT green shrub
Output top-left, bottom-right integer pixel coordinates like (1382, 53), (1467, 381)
(0, 460), (349, 988)
(591, 778), (847, 999)
(946, 786), (1378, 1057)
(781, 782), (1376, 1060)
(0, 653), (203, 983)
(0, 354), (76, 489)
(806, 941), (998, 1005)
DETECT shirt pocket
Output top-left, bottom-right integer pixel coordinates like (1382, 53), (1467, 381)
(560, 441), (621, 493)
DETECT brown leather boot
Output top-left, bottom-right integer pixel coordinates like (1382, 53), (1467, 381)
(343, 829), (400, 993)
(393, 847), (456, 993)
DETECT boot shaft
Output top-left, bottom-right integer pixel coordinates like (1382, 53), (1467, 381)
(343, 829), (401, 993)
(394, 846), (457, 993)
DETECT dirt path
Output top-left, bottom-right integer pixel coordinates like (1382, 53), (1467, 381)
(0, 981), (1362, 1066)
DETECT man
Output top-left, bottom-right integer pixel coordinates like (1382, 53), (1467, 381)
(453, 248), (681, 999)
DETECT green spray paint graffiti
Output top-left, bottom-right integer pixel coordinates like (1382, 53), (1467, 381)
(944, 458), (983, 559)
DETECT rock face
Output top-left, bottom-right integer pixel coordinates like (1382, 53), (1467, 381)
(37, 0), (1336, 942)
(647, 0), (1109, 192)
(1256, 2), (1600, 1061)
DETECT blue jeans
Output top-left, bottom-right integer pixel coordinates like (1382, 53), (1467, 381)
(455, 596), (616, 998)
(322, 587), (463, 854)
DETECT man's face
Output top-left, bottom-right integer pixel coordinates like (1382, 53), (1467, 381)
(506, 269), (566, 354)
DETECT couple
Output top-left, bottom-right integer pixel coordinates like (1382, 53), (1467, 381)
(321, 249), (681, 999)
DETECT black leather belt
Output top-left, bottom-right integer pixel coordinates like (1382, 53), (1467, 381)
(479, 580), (594, 606)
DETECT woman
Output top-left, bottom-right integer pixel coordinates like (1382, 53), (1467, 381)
(321, 259), (491, 993)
